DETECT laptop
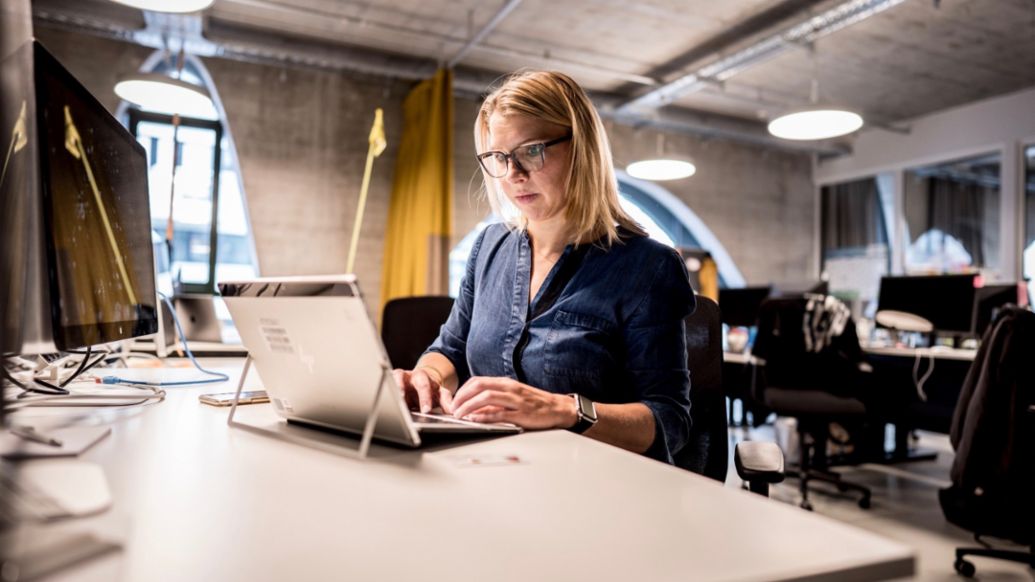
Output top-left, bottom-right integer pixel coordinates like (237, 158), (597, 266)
(218, 275), (521, 447)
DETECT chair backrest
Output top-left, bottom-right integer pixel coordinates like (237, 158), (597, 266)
(751, 295), (865, 396)
(381, 296), (455, 370)
(674, 295), (728, 482)
(946, 307), (1035, 536)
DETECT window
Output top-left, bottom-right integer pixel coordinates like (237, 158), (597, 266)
(447, 172), (744, 296)
(119, 55), (258, 295)
(1025, 145), (1035, 303)
(819, 176), (891, 313)
(903, 153), (1000, 274)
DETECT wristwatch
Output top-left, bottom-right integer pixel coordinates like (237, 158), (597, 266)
(568, 393), (598, 434)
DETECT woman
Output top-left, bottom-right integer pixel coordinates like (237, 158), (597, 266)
(394, 71), (695, 464)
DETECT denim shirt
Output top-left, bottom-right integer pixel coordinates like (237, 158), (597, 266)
(426, 223), (696, 464)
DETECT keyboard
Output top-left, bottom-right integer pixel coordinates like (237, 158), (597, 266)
(0, 469), (68, 529)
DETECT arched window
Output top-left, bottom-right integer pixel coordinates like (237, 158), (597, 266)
(116, 52), (259, 297)
(448, 172), (743, 296)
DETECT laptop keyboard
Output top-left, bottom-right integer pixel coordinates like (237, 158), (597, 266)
(410, 411), (469, 425)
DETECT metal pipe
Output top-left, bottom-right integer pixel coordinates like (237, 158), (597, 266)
(619, 0), (908, 112)
(447, 0), (522, 69)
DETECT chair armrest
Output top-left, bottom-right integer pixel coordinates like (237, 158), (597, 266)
(734, 441), (785, 484)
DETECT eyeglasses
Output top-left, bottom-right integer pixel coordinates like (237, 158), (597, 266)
(476, 135), (572, 178)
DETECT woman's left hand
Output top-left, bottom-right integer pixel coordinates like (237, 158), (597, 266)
(450, 377), (577, 430)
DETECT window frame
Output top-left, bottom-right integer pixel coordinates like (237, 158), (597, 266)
(128, 108), (224, 294)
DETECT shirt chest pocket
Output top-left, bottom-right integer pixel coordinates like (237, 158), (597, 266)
(544, 310), (616, 379)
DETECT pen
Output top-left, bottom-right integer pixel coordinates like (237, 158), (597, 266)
(10, 425), (64, 447)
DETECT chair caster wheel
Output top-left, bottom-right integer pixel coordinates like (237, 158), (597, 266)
(800, 500), (813, 511)
(954, 558), (975, 577)
(858, 497), (871, 509)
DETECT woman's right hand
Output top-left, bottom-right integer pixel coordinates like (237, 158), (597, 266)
(394, 367), (454, 414)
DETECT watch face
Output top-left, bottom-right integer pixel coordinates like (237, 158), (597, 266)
(577, 394), (597, 422)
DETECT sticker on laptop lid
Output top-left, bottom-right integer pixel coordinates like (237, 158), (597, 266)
(273, 398), (293, 413)
(259, 318), (294, 354)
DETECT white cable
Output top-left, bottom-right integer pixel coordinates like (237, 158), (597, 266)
(911, 351), (934, 402)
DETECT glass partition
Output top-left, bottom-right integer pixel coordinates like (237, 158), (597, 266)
(903, 153), (1000, 274)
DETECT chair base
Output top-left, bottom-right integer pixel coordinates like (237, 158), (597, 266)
(784, 467), (872, 511)
(953, 545), (1034, 577)
(783, 423), (873, 511)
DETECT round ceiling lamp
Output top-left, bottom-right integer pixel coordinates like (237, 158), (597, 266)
(626, 159), (697, 181)
(110, 0), (215, 13)
(767, 108), (864, 141)
(114, 73), (215, 118)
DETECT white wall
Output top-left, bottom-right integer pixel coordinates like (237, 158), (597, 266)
(814, 86), (1035, 281)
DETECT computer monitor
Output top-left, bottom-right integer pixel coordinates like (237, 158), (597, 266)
(718, 286), (772, 327)
(1, 40), (157, 354)
(876, 274), (978, 334)
(971, 284), (1018, 337)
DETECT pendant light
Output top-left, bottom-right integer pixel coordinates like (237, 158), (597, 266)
(114, 73), (214, 118)
(767, 46), (864, 141)
(626, 134), (696, 181)
(110, 0), (215, 13)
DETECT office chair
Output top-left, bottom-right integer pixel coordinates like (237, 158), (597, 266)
(673, 296), (728, 482)
(734, 441), (785, 497)
(381, 296), (455, 370)
(751, 295), (874, 511)
(939, 306), (1034, 577)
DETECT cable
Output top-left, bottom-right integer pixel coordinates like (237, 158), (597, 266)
(60, 345), (106, 387)
(911, 350), (935, 402)
(6, 383), (166, 409)
(96, 294), (230, 387)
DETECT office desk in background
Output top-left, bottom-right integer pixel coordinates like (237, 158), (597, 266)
(23, 361), (913, 582)
(722, 345), (975, 434)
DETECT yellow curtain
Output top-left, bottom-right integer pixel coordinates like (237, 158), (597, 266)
(380, 69), (454, 307)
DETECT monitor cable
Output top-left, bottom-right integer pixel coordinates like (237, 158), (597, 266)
(95, 294), (229, 388)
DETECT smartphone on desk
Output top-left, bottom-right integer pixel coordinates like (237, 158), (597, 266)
(199, 391), (269, 407)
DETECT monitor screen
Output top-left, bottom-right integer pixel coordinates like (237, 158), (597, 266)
(718, 286), (772, 327)
(876, 274), (978, 334)
(34, 42), (157, 349)
(971, 284), (1017, 337)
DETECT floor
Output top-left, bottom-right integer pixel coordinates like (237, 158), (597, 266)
(724, 422), (1033, 581)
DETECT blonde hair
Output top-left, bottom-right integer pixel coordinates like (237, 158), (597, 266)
(475, 70), (645, 246)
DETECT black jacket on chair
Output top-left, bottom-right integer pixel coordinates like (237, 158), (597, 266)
(752, 295), (868, 397)
(940, 306), (1035, 543)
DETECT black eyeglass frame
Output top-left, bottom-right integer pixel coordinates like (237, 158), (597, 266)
(476, 134), (572, 178)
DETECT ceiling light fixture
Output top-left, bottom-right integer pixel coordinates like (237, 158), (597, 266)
(114, 73), (214, 118)
(110, 0), (215, 13)
(626, 159), (697, 181)
(767, 108), (863, 141)
(626, 133), (697, 181)
(768, 44), (864, 141)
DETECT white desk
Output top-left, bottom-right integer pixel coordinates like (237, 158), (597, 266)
(723, 346), (977, 365)
(862, 345), (976, 362)
(19, 362), (913, 582)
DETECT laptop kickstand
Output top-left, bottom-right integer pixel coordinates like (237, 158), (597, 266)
(227, 356), (389, 460)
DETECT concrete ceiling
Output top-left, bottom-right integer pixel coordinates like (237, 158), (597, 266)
(30, 0), (1035, 150)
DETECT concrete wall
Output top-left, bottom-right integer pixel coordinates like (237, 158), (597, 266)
(35, 28), (818, 309)
(35, 28), (408, 313)
(607, 122), (815, 285)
